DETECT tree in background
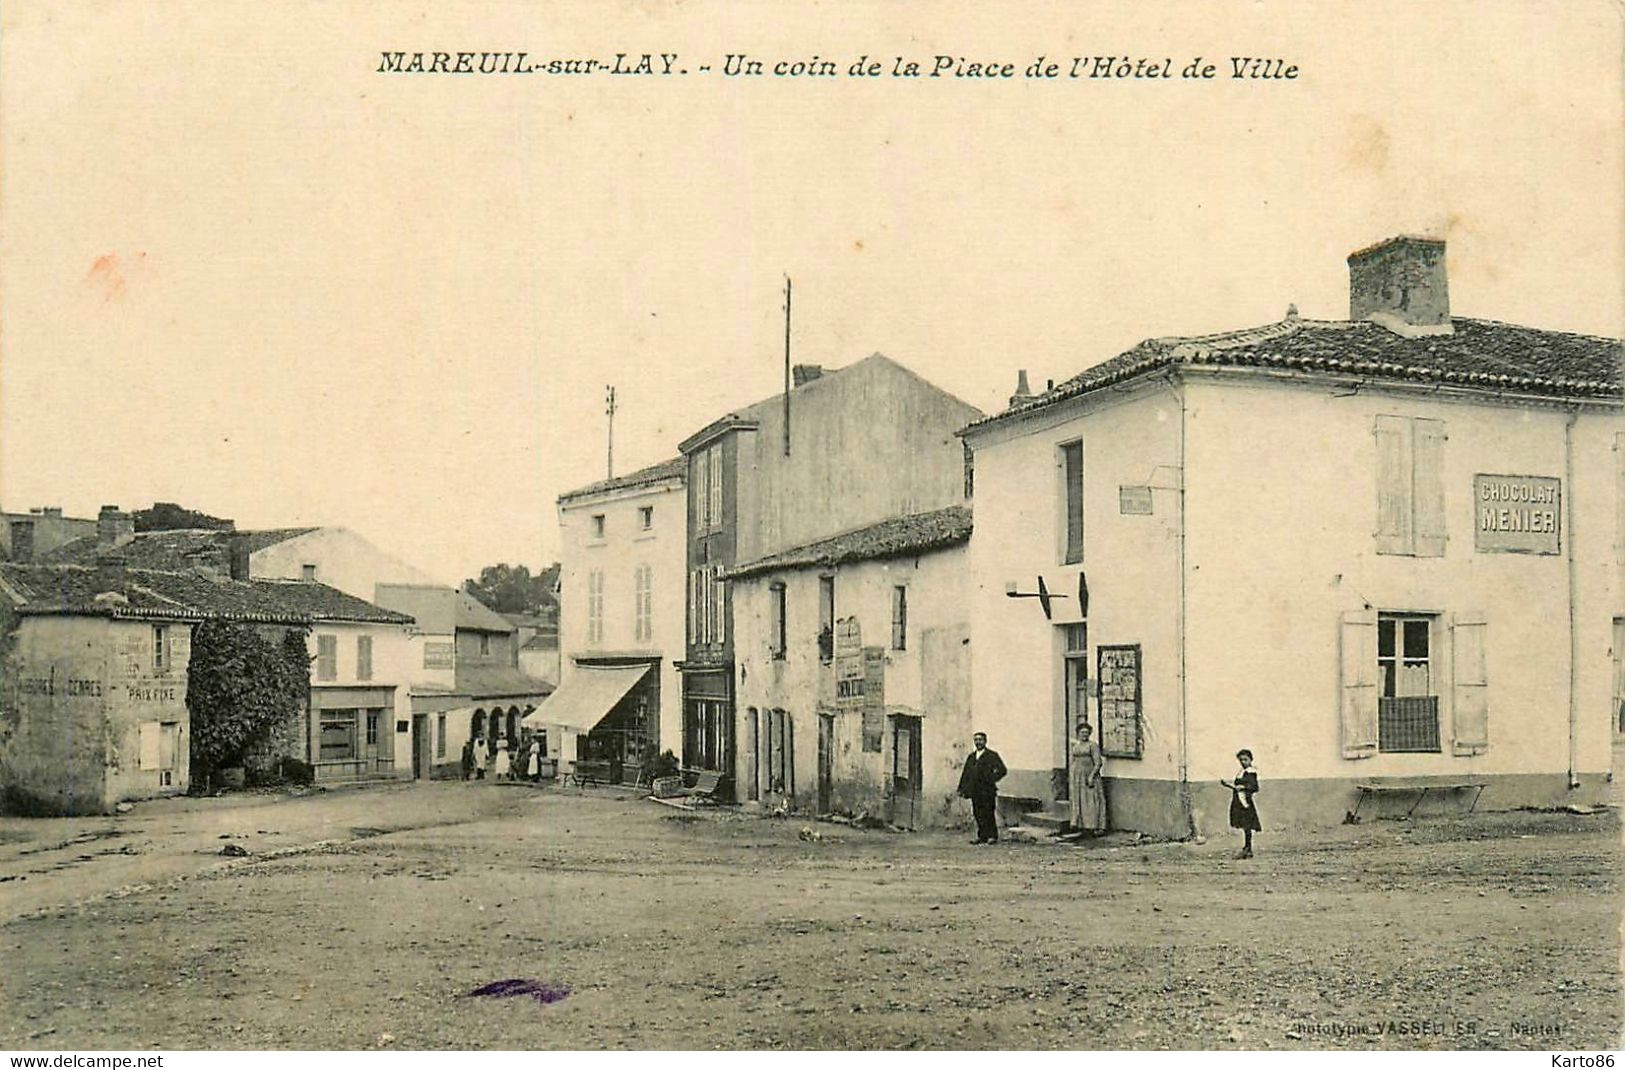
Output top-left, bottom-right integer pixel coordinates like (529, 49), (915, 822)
(463, 563), (560, 619)
(186, 620), (310, 784)
(134, 502), (234, 533)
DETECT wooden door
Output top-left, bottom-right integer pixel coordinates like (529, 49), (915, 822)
(412, 715), (429, 779)
(888, 716), (922, 829)
(817, 713), (834, 814)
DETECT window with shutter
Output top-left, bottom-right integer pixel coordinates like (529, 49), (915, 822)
(1412, 418), (1447, 557)
(356, 635), (373, 681)
(1374, 415), (1447, 556)
(891, 585), (908, 650)
(769, 583), (787, 659)
(1060, 441), (1084, 564)
(1338, 610), (1379, 758)
(1450, 613), (1488, 755)
(692, 452), (710, 529)
(708, 446), (723, 528)
(316, 634), (337, 681)
(138, 721), (162, 770)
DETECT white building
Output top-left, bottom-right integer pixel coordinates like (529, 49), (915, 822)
(962, 235), (1623, 836)
(727, 507), (973, 827)
(533, 458), (686, 777)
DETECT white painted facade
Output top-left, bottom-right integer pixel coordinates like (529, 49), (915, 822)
(732, 545), (973, 826)
(557, 467), (686, 759)
(966, 368), (1623, 834)
(250, 527), (441, 600)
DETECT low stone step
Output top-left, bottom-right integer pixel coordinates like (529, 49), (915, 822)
(1019, 811), (1071, 833)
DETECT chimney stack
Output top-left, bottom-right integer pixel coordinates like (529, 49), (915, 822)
(1347, 235), (1452, 334)
(228, 532), (251, 581)
(95, 552), (127, 595)
(9, 518), (36, 563)
(97, 505), (135, 549)
(791, 364), (823, 387)
(1008, 369), (1033, 409)
(184, 546), (225, 581)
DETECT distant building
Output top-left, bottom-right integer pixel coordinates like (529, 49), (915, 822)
(2, 506), (101, 561)
(0, 558), (414, 814)
(44, 519), (441, 600)
(372, 583), (552, 775)
(534, 457), (686, 778)
(503, 611), (560, 688)
(961, 235), (1624, 836)
(726, 506), (973, 825)
(679, 354), (983, 802)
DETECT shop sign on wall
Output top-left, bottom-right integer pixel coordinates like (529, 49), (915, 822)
(1474, 474), (1560, 555)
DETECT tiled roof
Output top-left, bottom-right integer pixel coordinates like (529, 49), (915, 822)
(967, 316), (1622, 431)
(42, 526), (319, 568)
(373, 584), (515, 634)
(453, 663), (554, 699)
(557, 457), (686, 504)
(0, 563), (413, 625)
(725, 506), (973, 580)
(234, 527), (318, 554)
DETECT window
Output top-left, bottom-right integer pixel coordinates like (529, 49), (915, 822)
(1062, 623), (1089, 743)
(138, 721), (179, 771)
(1374, 415), (1447, 557)
(591, 514), (606, 540)
(366, 711), (380, 746)
(152, 625), (169, 673)
(479, 632), (492, 657)
(963, 440), (975, 500)
(1377, 614), (1440, 752)
(769, 583), (787, 660)
(356, 635), (373, 681)
(692, 450), (710, 529)
(640, 505), (654, 531)
(891, 585), (908, 651)
(707, 445), (723, 528)
(320, 712), (356, 760)
(765, 708), (793, 795)
(436, 713), (447, 759)
(316, 634), (337, 681)
(818, 575), (835, 662)
(1060, 441), (1084, 564)
(587, 570), (605, 644)
(301, 563), (317, 581)
(634, 564), (653, 643)
(423, 641), (454, 669)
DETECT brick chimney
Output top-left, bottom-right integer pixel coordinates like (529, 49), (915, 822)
(97, 505), (135, 548)
(1009, 369), (1033, 408)
(185, 546), (225, 581)
(9, 518), (35, 563)
(95, 552), (127, 595)
(1347, 235), (1453, 335)
(791, 364), (823, 387)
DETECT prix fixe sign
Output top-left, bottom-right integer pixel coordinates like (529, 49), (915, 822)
(1474, 474), (1560, 555)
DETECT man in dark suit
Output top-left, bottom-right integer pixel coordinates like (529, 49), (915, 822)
(957, 732), (1007, 844)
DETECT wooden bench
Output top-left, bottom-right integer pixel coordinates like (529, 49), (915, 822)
(679, 770), (726, 804)
(1351, 777), (1488, 821)
(562, 759), (610, 788)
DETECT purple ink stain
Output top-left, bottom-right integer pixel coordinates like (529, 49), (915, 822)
(465, 979), (571, 1006)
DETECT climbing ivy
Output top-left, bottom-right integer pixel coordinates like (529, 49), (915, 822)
(186, 620), (310, 782)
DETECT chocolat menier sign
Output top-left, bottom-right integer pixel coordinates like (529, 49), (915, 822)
(1474, 473), (1560, 555)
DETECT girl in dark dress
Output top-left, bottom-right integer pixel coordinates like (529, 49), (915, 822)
(1221, 748), (1261, 859)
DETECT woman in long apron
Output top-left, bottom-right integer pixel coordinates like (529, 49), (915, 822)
(1069, 721), (1108, 835)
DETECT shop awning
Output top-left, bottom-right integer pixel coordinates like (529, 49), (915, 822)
(520, 663), (650, 732)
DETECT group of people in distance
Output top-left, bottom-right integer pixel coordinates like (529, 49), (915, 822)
(461, 735), (546, 782)
(956, 727), (1261, 858)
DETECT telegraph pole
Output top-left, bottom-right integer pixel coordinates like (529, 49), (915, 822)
(605, 384), (617, 480)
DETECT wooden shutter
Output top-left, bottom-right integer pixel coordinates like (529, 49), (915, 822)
(1412, 418), (1448, 557)
(357, 636), (373, 681)
(1062, 442), (1084, 564)
(1339, 609), (1379, 758)
(138, 722), (161, 770)
(1451, 612), (1489, 755)
(1374, 415), (1413, 554)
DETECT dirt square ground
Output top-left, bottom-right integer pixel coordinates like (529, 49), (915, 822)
(1, 780), (1618, 1050)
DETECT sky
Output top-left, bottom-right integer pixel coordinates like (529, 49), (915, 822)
(1, 1), (1619, 584)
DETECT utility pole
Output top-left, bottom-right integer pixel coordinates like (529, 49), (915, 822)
(605, 384), (617, 480)
(783, 276), (792, 456)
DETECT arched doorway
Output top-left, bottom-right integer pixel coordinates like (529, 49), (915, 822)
(507, 707), (520, 744)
